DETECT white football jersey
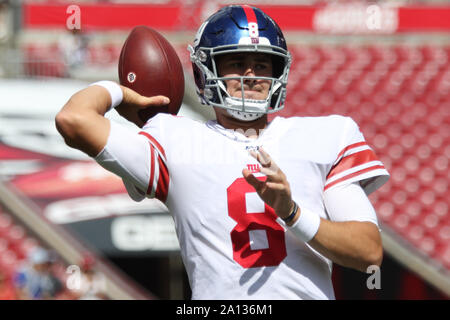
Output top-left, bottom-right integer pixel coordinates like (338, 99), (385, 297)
(95, 114), (389, 300)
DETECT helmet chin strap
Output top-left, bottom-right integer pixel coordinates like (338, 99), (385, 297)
(226, 109), (265, 121)
(224, 96), (266, 121)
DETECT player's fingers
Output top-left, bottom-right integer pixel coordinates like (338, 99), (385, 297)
(140, 95), (170, 107)
(265, 181), (286, 191)
(122, 86), (170, 107)
(242, 169), (265, 191)
(259, 167), (283, 182)
(259, 148), (279, 171)
(249, 149), (272, 168)
(258, 148), (271, 163)
(249, 150), (258, 160)
(258, 152), (271, 168)
(260, 166), (276, 176)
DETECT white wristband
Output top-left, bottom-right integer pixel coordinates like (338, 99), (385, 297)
(288, 206), (321, 242)
(89, 81), (123, 110)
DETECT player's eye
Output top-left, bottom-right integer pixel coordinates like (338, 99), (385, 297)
(229, 61), (243, 69)
(255, 63), (268, 70)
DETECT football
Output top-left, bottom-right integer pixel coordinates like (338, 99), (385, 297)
(118, 26), (184, 126)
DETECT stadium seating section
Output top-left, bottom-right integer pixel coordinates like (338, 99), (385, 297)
(0, 207), (69, 291)
(21, 42), (450, 273)
(277, 44), (450, 272)
(0, 210), (37, 277)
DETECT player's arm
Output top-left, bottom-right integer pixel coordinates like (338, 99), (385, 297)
(306, 183), (383, 272)
(243, 148), (382, 273)
(55, 82), (169, 157)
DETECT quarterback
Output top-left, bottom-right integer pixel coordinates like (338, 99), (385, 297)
(56, 5), (389, 299)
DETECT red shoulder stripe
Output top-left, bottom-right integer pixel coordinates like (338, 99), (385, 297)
(139, 131), (166, 158)
(146, 143), (156, 196)
(154, 156), (169, 203)
(324, 165), (385, 191)
(335, 141), (367, 160)
(327, 149), (378, 180)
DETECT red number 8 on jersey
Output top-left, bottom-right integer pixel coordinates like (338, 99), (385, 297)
(227, 177), (287, 268)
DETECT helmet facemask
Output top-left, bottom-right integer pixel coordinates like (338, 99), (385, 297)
(189, 44), (291, 121)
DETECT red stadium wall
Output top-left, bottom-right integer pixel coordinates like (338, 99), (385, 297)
(22, 2), (450, 32)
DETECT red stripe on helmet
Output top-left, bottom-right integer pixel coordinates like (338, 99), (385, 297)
(242, 5), (257, 25)
(242, 5), (259, 42)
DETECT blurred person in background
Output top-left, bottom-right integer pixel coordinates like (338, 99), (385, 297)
(0, 270), (17, 300)
(13, 247), (64, 300)
(58, 28), (89, 71)
(70, 254), (108, 300)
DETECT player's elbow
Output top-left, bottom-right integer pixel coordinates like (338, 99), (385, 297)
(55, 103), (84, 146)
(348, 237), (383, 272)
(359, 223), (383, 271)
(359, 241), (383, 272)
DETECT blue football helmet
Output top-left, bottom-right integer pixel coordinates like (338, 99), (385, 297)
(188, 5), (292, 121)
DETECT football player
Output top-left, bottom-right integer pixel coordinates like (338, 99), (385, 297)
(56, 5), (389, 299)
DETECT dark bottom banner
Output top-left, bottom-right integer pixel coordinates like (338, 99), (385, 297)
(0, 300), (443, 319)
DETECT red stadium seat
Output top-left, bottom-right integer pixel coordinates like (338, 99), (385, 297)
(404, 201), (423, 221)
(432, 155), (449, 173)
(392, 214), (411, 236)
(434, 201), (449, 219)
(437, 225), (450, 244)
(404, 175), (420, 193)
(407, 223), (426, 247)
(4, 225), (26, 250)
(16, 237), (39, 260)
(418, 237), (437, 256)
(433, 244), (450, 269)
(421, 213), (441, 236)
(0, 238), (9, 255)
(0, 214), (13, 238)
(419, 190), (436, 207)
(377, 201), (395, 222)
(0, 250), (19, 278)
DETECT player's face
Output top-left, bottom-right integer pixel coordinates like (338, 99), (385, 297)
(216, 53), (273, 101)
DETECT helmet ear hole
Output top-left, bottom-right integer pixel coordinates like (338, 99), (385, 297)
(192, 64), (205, 90)
(272, 55), (285, 78)
(270, 89), (280, 110)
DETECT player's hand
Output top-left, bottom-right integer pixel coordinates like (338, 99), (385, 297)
(115, 85), (170, 126)
(242, 148), (295, 220)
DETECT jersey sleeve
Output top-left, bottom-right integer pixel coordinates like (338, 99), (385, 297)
(324, 182), (380, 228)
(94, 118), (169, 203)
(324, 117), (389, 195)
